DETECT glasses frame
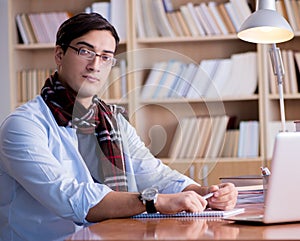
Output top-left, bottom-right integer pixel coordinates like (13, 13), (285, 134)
(65, 44), (117, 67)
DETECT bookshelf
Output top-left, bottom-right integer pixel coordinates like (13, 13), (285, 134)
(3, 0), (300, 185)
(130, 0), (265, 185)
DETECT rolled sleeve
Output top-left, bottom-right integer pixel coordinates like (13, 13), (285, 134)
(68, 183), (112, 224)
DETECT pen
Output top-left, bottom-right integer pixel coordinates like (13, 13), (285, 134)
(202, 192), (214, 200)
(202, 184), (226, 200)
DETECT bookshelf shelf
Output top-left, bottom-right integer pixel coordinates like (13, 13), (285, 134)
(161, 157), (263, 164)
(15, 41), (127, 50)
(137, 34), (239, 43)
(269, 94), (300, 100)
(140, 95), (259, 104)
(15, 43), (56, 50)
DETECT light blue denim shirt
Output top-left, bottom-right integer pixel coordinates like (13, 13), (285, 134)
(0, 96), (198, 241)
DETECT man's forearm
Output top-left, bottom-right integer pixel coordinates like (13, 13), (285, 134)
(86, 191), (145, 222)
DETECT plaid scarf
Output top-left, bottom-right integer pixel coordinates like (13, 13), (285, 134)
(41, 72), (128, 191)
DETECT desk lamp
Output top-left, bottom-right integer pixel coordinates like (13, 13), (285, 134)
(237, 0), (294, 132)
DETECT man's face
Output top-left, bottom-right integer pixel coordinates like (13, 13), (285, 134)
(55, 30), (116, 107)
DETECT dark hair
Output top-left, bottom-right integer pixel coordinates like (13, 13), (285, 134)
(56, 12), (120, 53)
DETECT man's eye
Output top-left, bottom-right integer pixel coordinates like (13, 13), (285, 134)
(80, 49), (92, 55)
(101, 55), (111, 62)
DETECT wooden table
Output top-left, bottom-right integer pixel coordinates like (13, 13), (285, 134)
(66, 203), (300, 240)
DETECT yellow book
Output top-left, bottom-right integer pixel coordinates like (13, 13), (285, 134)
(218, 3), (236, 33)
(175, 11), (191, 37)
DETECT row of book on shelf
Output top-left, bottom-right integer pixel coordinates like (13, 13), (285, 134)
(168, 115), (259, 159)
(16, 12), (70, 44)
(17, 68), (55, 103)
(167, 115), (296, 160)
(135, 0), (252, 38)
(15, 0), (126, 44)
(268, 50), (300, 95)
(141, 51), (257, 100)
(17, 60), (127, 103)
(276, 0), (300, 32)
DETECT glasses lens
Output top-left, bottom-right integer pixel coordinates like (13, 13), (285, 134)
(101, 55), (111, 63)
(79, 48), (94, 59)
(101, 55), (116, 66)
(111, 58), (116, 66)
(77, 47), (116, 66)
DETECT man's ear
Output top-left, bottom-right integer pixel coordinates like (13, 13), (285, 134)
(54, 46), (64, 65)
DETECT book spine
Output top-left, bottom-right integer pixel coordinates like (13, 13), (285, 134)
(17, 68), (55, 103)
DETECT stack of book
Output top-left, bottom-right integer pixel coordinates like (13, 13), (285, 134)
(220, 175), (264, 204)
(219, 174), (263, 186)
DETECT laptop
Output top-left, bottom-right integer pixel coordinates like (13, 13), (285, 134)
(225, 131), (300, 224)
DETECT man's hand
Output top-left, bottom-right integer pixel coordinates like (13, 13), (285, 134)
(206, 183), (238, 210)
(183, 182), (238, 211)
(155, 191), (208, 214)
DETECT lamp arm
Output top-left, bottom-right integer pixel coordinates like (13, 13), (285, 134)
(269, 43), (286, 132)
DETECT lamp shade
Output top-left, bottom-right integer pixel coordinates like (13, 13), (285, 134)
(237, 8), (294, 44)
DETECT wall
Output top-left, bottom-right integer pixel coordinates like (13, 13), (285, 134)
(0, 0), (11, 123)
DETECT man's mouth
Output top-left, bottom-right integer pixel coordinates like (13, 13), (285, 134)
(83, 75), (100, 82)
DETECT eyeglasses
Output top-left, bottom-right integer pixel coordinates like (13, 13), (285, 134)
(66, 45), (117, 67)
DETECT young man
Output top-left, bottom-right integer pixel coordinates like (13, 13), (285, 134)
(0, 13), (237, 241)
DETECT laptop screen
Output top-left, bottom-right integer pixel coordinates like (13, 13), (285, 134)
(264, 132), (300, 223)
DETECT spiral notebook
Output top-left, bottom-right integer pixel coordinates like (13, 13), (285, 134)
(132, 208), (244, 219)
